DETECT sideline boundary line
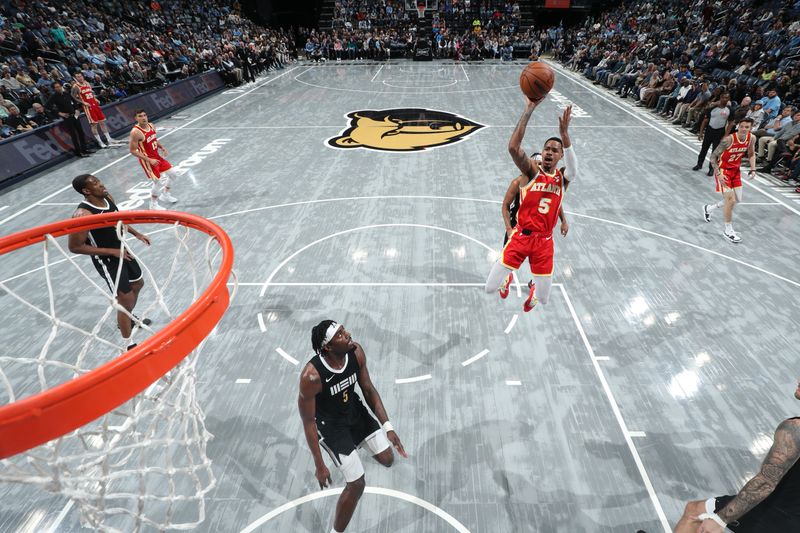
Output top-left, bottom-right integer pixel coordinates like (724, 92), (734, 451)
(548, 61), (800, 217)
(559, 284), (670, 532)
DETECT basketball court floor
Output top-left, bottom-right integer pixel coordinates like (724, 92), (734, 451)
(1, 60), (799, 533)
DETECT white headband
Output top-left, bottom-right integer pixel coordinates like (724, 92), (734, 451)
(321, 322), (340, 348)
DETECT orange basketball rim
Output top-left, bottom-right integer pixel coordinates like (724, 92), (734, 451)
(0, 211), (234, 459)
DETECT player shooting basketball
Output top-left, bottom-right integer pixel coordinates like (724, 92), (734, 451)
(485, 100), (577, 311)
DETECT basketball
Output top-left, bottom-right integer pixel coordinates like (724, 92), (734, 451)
(520, 62), (555, 102)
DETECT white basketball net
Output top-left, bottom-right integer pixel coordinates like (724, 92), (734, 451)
(0, 220), (233, 532)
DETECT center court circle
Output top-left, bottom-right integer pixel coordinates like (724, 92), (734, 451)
(239, 486), (470, 533)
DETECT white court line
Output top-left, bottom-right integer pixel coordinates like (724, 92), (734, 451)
(258, 223), (500, 297)
(257, 312), (267, 332)
(569, 211), (800, 289)
(628, 431), (647, 438)
(293, 67), (516, 94)
(395, 374), (432, 384)
(4, 197), (800, 292)
(0, 66), (300, 228)
(460, 63), (470, 82)
(594, 356), (611, 361)
(212, 195), (498, 220)
(549, 61), (800, 218)
(276, 347), (299, 366)
(558, 284), (670, 532)
(0, 206), (8, 212)
(181, 125), (343, 129)
(370, 64), (384, 82)
(43, 501), (73, 533)
(383, 79), (458, 89)
(505, 380), (522, 386)
(504, 314), (519, 334)
(489, 124), (650, 128)
(177, 124), (647, 130)
(240, 486), (470, 533)
(461, 349), (489, 367)
(259, 282), (484, 287)
(235, 378), (252, 384)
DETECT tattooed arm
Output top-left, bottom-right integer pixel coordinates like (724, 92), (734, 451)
(710, 135), (732, 175)
(716, 419), (800, 524)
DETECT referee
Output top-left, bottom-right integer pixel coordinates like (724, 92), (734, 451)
(46, 81), (92, 157)
(694, 92), (731, 176)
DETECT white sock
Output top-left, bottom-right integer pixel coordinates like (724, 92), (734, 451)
(104, 131), (114, 143)
(123, 335), (131, 346)
(707, 202), (721, 211)
(330, 529), (342, 533)
(94, 134), (106, 147)
(725, 223), (733, 233)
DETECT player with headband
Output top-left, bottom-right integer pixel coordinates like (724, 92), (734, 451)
(298, 320), (407, 533)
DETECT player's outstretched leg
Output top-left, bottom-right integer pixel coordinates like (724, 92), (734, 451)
(499, 272), (514, 299)
(524, 275), (552, 312)
(99, 120), (120, 146)
(332, 475), (365, 533)
(90, 123), (107, 148)
(523, 280), (538, 312)
(373, 447), (394, 467)
(702, 202), (720, 222)
(485, 261), (514, 295)
(722, 189), (741, 243)
(149, 179), (166, 210)
(159, 172), (178, 203)
(117, 287), (137, 347)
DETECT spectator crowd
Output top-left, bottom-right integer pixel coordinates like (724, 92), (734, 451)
(7, 0), (798, 194)
(555, 0), (800, 191)
(301, 0), (544, 62)
(0, 0), (295, 139)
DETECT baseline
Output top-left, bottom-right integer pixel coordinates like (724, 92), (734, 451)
(293, 66), (517, 94)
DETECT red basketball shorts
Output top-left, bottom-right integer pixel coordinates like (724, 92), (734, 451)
(716, 167), (741, 193)
(139, 156), (172, 180)
(84, 102), (105, 123)
(501, 229), (554, 276)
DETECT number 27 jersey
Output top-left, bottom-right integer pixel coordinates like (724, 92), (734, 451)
(516, 168), (564, 234)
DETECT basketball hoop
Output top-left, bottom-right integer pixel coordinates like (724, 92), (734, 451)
(0, 211), (234, 530)
(417, 2), (426, 19)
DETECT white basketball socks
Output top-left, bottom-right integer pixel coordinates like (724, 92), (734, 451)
(94, 133), (107, 148)
(725, 223), (734, 233)
(104, 131), (114, 144)
(149, 180), (166, 210)
(706, 201), (722, 211)
(160, 175), (177, 203)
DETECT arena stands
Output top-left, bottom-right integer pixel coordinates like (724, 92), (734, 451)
(556, 0), (800, 189)
(0, 0), (294, 139)
(305, 0), (539, 61)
